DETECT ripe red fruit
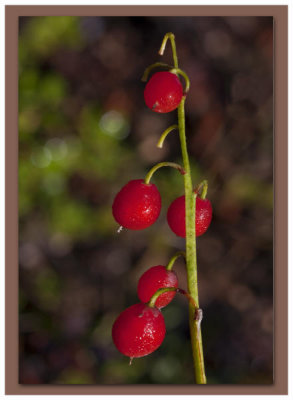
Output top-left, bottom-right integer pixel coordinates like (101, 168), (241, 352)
(112, 303), (166, 358)
(112, 179), (161, 230)
(144, 71), (183, 113)
(137, 265), (178, 308)
(167, 195), (212, 238)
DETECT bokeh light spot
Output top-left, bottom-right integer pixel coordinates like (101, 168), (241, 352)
(30, 147), (52, 168)
(45, 138), (68, 161)
(99, 110), (130, 140)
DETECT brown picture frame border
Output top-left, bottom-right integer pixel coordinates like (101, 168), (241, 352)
(6, 5), (288, 395)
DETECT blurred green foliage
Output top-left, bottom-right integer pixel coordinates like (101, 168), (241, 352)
(19, 16), (273, 385)
(19, 16), (84, 65)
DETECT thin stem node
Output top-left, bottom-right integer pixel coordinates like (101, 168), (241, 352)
(144, 162), (185, 185)
(158, 32), (178, 68)
(176, 288), (197, 309)
(166, 251), (186, 271)
(157, 125), (178, 148)
(141, 62), (174, 82)
(148, 287), (177, 308)
(170, 68), (190, 93)
(195, 180), (208, 199)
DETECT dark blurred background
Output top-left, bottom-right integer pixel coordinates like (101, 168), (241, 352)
(18, 16), (273, 384)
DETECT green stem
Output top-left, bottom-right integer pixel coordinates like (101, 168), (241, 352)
(147, 286), (197, 310)
(148, 32), (206, 384)
(159, 32), (178, 69)
(141, 62), (174, 82)
(166, 251), (185, 271)
(178, 98), (206, 384)
(170, 68), (190, 93)
(157, 124), (178, 148)
(144, 161), (185, 185)
(195, 180), (208, 200)
(148, 287), (177, 308)
(176, 288), (197, 309)
(154, 28), (206, 382)
(178, 97), (206, 384)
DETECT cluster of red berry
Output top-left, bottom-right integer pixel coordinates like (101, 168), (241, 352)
(112, 262), (178, 360)
(111, 69), (212, 361)
(112, 171), (212, 237)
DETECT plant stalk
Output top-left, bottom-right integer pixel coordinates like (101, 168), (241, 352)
(178, 98), (206, 384)
(159, 31), (206, 383)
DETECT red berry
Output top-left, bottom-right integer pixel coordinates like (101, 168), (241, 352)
(112, 303), (166, 358)
(144, 71), (183, 113)
(112, 179), (161, 230)
(167, 195), (212, 238)
(137, 265), (178, 308)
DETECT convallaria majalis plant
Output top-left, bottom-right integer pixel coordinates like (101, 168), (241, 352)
(112, 32), (212, 384)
